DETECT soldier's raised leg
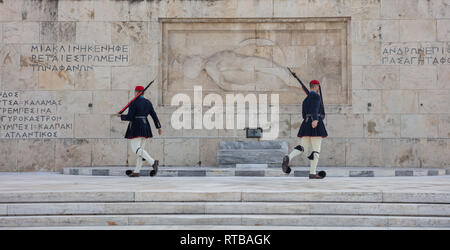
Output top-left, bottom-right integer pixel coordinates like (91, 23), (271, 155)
(282, 137), (310, 174)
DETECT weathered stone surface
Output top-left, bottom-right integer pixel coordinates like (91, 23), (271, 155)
(129, 43), (157, 66)
(55, 139), (92, 170)
(111, 66), (150, 90)
(1, 66), (38, 90)
(56, 90), (92, 114)
(0, 45), (21, 68)
(92, 139), (127, 166)
(437, 66), (450, 89)
(401, 115), (439, 138)
(346, 138), (383, 167)
(93, 0), (129, 21)
(112, 22), (149, 44)
(438, 115), (450, 138)
(417, 139), (449, 167)
(381, 90), (418, 114)
(76, 22), (112, 44)
(352, 66), (364, 90)
(0, 140), (18, 171)
(17, 139), (55, 171)
(236, 0), (272, 17)
(352, 90), (382, 113)
(0, 0), (23, 21)
(364, 114), (401, 138)
(381, 0), (433, 19)
(20, 0), (58, 21)
(382, 139), (419, 168)
(40, 22), (76, 43)
(352, 20), (399, 42)
(3, 22), (40, 44)
(418, 90), (450, 114)
(363, 66), (399, 89)
(319, 138), (346, 166)
(325, 114), (364, 138)
(38, 71), (75, 90)
(92, 90), (128, 114)
(400, 20), (436, 42)
(74, 114), (110, 138)
(350, 0), (380, 19)
(164, 139), (200, 166)
(400, 67), (437, 89)
(74, 67), (111, 90)
(57, 0), (95, 21)
(352, 42), (381, 65)
(199, 138), (221, 166)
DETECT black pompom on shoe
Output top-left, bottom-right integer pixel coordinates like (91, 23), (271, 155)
(150, 160), (159, 177)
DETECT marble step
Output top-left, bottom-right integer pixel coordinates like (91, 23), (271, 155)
(1, 191), (449, 203)
(2, 202), (449, 217)
(61, 166), (450, 177)
(0, 214), (449, 228)
(2, 225), (447, 230)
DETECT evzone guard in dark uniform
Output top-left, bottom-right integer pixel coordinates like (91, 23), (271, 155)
(282, 80), (328, 179)
(116, 86), (162, 177)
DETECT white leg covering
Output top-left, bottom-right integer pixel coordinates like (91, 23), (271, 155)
(130, 138), (155, 173)
(288, 137), (310, 161)
(309, 137), (322, 174)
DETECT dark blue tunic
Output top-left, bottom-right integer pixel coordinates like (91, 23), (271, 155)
(121, 96), (161, 139)
(297, 91), (328, 138)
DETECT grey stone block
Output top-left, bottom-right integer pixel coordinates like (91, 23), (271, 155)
(218, 141), (288, 165)
(218, 150), (287, 164)
(395, 170), (414, 176)
(92, 169), (109, 176)
(427, 170), (439, 176)
(294, 171), (310, 177)
(178, 170), (206, 177)
(236, 164), (268, 170)
(219, 141), (288, 150)
(140, 170), (151, 176)
(350, 171), (374, 177)
(235, 171), (265, 177)
(69, 169), (79, 175)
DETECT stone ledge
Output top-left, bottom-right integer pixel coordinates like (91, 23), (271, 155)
(61, 166), (450, 178)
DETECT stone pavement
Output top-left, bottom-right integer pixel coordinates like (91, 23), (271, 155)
(0, 172), (449, 193)
(0, 172), (450, 194)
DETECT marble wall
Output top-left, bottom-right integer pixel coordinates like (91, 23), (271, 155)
(0, 0), (449, 171)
